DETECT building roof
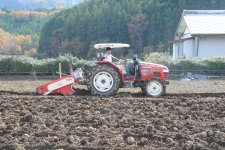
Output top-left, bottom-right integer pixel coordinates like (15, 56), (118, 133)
(175, 10), (225, 40)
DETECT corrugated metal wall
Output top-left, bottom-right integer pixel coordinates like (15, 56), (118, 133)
(198, 35), (225, 58)
(173, 42), (184, 59)
(183, 39), (194, 57)
(173, 35), (225, 59)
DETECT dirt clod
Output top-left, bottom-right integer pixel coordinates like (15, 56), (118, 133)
(53, 136), (59, 142)
(184, 140), (194, 150)
(199, 132), (208, 138)
(126, 136), (135, 145)
(67, 135), (75, 144)
(80, 139), (88, 145)
(139, 137), (148, 145)
(21, 134), (29, 142)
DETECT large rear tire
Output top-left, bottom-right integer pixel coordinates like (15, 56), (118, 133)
(144, 79), (164, 97)
(87, 65), (120, 96)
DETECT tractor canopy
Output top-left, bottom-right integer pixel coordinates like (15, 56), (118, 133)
(94, 43), (130, 49)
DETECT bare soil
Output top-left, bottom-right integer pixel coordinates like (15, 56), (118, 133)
(0, 76), (225, 149)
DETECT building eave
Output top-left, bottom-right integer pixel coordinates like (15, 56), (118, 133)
(191, 33), (225, 36)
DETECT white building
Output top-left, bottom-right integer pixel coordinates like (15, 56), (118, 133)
(173, 10), (225, 59)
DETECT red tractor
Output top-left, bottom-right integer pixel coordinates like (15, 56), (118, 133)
(86, 43), (169, 97)
(37, 43), (169, 97)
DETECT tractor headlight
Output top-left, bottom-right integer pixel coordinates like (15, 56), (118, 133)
(163, 69), (169, 78)
(163, 69), (169, 73)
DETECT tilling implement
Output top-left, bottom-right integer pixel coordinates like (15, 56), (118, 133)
(36, 65), (84, 96)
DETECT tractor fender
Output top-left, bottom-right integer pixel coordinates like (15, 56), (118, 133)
(97, 61), (124, 81)
(145, 78), (168, 85)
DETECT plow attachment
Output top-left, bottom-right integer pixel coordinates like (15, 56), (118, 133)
(37, 76), (76, 96)
(37, 64), (83, 96)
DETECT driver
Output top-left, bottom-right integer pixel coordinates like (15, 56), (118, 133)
(103, 47), (112, 62)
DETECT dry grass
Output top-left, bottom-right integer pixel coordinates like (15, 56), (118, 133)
(0, 75), (225, 94)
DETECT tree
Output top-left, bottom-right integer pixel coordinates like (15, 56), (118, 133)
(128, 13), (148, 55)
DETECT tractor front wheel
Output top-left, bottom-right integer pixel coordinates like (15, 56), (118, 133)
(145, 79), (164, 97)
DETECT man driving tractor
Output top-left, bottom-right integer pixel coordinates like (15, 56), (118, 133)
(103, 47), (112, 62)
(97, 47), (112, 62)
(96, 45), (141, 79)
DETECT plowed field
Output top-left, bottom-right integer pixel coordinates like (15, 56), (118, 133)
(0, 77), (225, 149)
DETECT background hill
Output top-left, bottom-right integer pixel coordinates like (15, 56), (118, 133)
(0, 0), (84, 56)
(0, 0), (83, 10)
(38, 0), (225, 59)
(0, 9), (56, 56)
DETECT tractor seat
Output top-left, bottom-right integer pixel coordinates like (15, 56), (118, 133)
(124, 61), (133, 74)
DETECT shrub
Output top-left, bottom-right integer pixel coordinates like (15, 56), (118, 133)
(169, 58), (204, 71)
(0, 54), (94, 74)
(202, 58), (225, 71)
(2, 53), (225, 74)
(143, 53), (225, 73)
(143, 52), (173, 65)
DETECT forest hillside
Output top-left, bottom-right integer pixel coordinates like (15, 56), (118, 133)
(38, 0), (225, 59)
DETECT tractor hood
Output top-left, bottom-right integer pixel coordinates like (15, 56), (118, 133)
(140, 62), (169, 81)
(140, 62), (169, 73)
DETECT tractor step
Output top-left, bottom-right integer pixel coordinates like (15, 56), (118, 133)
(124, 74), (134, 80)
(123, 81), (133, 88)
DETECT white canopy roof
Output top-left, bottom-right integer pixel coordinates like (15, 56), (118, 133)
(94, 43), (130, 49)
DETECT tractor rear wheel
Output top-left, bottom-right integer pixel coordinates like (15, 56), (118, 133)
(144, 79), (164, 97)
(87, 65), (120, 96)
